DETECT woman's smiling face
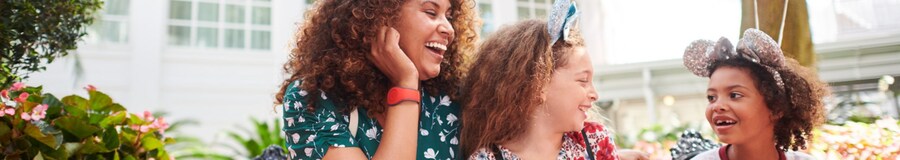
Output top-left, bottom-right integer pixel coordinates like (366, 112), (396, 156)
(394, 0), (456, 80)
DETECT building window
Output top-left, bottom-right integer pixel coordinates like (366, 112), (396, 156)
(168, 0), (272, 50)
(478, 0), (495, 36)
(516, 0), (550, 20)
(168, 26), (191, 46)
(90, 0), (130, 44)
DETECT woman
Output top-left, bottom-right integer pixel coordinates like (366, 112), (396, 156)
(461, 15), (620, 160)
(276, 0), (478, 159)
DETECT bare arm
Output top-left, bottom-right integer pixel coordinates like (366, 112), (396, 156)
(323, 27), (420, 160)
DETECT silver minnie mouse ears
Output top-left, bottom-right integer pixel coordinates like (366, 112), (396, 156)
(548, 0), (579, 46)
(682, 28), (786, 91)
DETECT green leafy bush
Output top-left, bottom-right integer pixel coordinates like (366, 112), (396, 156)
(0, 83), (173, 159)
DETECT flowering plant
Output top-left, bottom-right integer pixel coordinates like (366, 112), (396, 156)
(809, 118), (900, 160)
(0, 82), (173, 159)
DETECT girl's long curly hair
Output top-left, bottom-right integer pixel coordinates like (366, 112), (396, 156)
(275, 0), (479, 117)
(460, 19), (584, 156)
(708, 57), (829, 151)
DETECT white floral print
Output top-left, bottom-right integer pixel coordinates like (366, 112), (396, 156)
(282, 80), (461, 160)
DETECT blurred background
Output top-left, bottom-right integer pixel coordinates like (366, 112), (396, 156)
(15, 0), (900, 159)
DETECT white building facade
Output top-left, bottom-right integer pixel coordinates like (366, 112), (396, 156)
(27, 0), (307, 146)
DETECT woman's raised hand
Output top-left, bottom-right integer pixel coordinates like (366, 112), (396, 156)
(368, 27), (419, 89)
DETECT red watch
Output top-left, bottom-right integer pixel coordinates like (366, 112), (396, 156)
(386, 87), (420, 106)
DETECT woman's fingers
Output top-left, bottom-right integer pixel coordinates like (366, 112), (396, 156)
(386, 27), (400, 51)
(366, 26), (417, 88)
(373, 27), (386, 55)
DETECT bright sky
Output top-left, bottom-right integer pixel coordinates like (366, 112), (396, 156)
(602, 0), (742, 64)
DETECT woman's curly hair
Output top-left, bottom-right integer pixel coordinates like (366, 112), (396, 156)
(708, 57), (829, 151)
(275, 0), (479, 117)
(460, 19), (584, 156)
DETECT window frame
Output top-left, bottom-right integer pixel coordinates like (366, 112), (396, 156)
(166, 0), (273, 51)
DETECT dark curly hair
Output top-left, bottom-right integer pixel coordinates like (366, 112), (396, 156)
(274, 0), (479, 117)
(708, 57), (828, 151)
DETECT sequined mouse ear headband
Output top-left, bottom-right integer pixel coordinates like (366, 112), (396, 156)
(682, 28), (787, 91)
(548, 0), (579, 46)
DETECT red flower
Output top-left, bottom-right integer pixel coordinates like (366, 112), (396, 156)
(1, 89), (7, 99)
(583, 122), (602, 133)
(568, 132), (586, 146)
(14, 92), (29, 103)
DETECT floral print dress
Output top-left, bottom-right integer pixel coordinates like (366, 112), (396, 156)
(282, 80), (461, 160)
(468, 122), (619, 160)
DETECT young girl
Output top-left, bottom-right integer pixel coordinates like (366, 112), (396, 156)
(276, 0), (478, 159)
(460, 0), (627, 158)
(682, 29), (828, 160)
(461, 18), (618, 160)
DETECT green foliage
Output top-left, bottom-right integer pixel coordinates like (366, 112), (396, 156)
(166, 119), (287, 160)
(168, 136), (232, 160)
(225, 118), (286, 158)
(0, 0), (103, 88)
(617, 123), (698, 148)
(636, 124), (691, 143)
(165, 118), (286, 160)
(0, 83), (173, 159)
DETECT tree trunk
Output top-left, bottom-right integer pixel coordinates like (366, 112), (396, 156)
(740, 0), (816, 68)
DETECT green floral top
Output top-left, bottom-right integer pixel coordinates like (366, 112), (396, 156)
(282, 80), (461, 160)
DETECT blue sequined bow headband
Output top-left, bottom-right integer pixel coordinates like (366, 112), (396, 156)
(548, 0), (579, 46)
(682, 28), (787, 91)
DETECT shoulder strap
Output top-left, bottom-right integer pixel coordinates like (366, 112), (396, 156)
(492, 144), (504, 160)
(349, 108), (359, 137)
(582, 129), (595, 160)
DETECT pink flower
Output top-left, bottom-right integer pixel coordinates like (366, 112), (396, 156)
(21, 113), (32, 121)
(21, 104), (48, 121)
(84, 85), (96, 91)
(10, 82), (25, 91)
(142, 110), (155, 122)
(1, 89), (7, 99)
(0, 108), (14, 117)
(152, 117), (170, 133)
(131, 125), (150, 133)
(31, 104), (48, 120)
(14, 92), (29, 103)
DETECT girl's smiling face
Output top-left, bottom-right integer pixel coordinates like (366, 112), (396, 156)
(706, 66), (777, 145)
(542, 47), (598, 132)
